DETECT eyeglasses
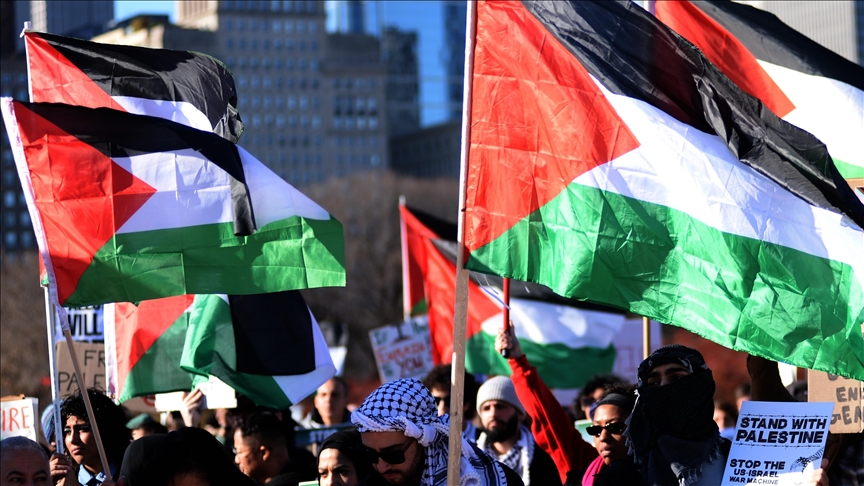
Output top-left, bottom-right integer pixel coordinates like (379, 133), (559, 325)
(364, 439), (413, 465)
(433, 395), (451, 406)
(586, 422), (627, 437)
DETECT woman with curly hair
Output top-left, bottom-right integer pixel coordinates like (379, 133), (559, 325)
(49, 388), (130, 486)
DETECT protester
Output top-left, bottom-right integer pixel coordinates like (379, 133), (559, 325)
(41, 404), (57, 453)
(626, 344), (729, 486)
(302, 377), (352, 428)
(233, 411), (317, 485)
(733, 382), (750, 412)
(317, 428), (376, 486)
(421, 364), (480, 441)
(712, 401), (738, 441)
(126, 414), (168, 440)
(573, 375), (626, 421)
(50, 388), (130, 486)
(1, 436), (51, 486)
(475, 376), (560, 486)
(495, 324), (598, 485)
(351, 378), (523, 486)
(581, 385), (641, 485)
(119, 427), (258, 486)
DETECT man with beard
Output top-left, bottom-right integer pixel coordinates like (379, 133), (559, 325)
(475, 376), (561, 486)
(351, 378), (523, 486)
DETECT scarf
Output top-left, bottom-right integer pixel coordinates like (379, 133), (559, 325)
(351, 378), (507, 486)
(628, 364), (724, 486)
(476, 424), (535, 484)
(581, 455), (605, 486)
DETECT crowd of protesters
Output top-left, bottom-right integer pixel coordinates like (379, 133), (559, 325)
(3, 328), (861, 486)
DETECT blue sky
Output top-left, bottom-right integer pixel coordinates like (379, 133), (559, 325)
(114, 1), (175, 22)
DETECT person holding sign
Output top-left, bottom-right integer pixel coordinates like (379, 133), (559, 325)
(627, 345), (730, 486)
(49, 389), (130, 486)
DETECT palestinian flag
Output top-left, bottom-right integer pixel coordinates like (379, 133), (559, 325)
(652, 0), (864, 181)
(400, 203), (456, 317)
(2, 99), (345, 308)
(464, 1), (864, 379)
(403, 205), (623, 390)
(106, 291), (335, 408)
(25, 32), (243, 142)
(180, 291), (336, 409)
(105, 295), (197, 401)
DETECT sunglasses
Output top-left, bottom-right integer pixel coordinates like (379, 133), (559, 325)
(433, 395), (451, 405)
(586, 422), (627, 437)
(364, 439), (413, 465)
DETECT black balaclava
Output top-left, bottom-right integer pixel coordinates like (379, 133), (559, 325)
(627, 344), (723, 486)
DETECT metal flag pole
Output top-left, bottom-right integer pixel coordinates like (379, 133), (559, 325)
(399, 195), (412, 322)
(448, 1), (478, 485)
(43, 286), (63, 454)
(643, 316), (651, 359)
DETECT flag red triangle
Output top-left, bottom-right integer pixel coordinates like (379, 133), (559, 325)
(400, 205), (441, 316)
(655, 1), (795, 118)
(26, 32), (127, 111)
(466, 1), (640, 252)
(14, 101), (157, 304)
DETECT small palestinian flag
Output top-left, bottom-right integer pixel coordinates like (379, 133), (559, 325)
(105, 291), (335, 408)
(464, 1), (864, 379)
(1, 100), (345, 308)
(653, 0), (864, 180)
(403, 205), (623, 390)
(25, 31), (243, 142)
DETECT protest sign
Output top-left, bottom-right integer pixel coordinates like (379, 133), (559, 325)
(612, 318), (662, 383)
(154, 376), (237, 412)
(808, 369), (863, 433)
(55, 305), (104, 342)
(0, 396), (39, 440)
(369, 317), (434, 383)
(55, 342), (106, 394)
(123, 395), (157, 414)
(721, 401), (833, 486)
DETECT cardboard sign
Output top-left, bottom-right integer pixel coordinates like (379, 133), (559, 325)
(122, 395), (157, 415)
(1, 397), (39, 440)
(721, 401), (833, 486)
(369, 317), (434, 383)
(808, 369), (864, 433)
(154, 376), (237, 412)
(55, 305), (104, 342)
(55, 342), (106, 394)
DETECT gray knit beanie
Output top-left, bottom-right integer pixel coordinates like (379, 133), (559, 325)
(476, 376), (524, 415)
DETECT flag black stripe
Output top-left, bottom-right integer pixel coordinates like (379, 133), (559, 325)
(19, 101), (256, 236)
(694, 1), (864, 91)
(520, 0), (864, 228)
(34, 32), (245, 143)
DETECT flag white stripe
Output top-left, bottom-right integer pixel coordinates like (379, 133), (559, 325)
(112, 96), (213, 133)
(573, 78), (864, 291)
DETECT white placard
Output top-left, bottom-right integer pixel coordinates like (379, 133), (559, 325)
(369, 317), (434, 383)
(721, 401), (833, 486)
(154, 376), (237, 412)
(55, 305), (104, 342)
(1, 398), (39, 440)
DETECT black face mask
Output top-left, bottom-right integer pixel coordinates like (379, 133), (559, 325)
(636, 370), (717, 440)
(485, 413), (520, 443)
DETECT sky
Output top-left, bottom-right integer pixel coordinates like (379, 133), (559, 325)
(114, 1), (175, 22)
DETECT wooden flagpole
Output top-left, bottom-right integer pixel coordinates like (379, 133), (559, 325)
(399, 195), (411, 321)
(43, 287), (63, 454)
(501, 278), (511, 358)
(448, 1), (478, 484)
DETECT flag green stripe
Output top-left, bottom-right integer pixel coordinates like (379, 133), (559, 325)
(834, 157), (864, 179)
(121, 315), (193, 402)
(466, 331), (617, 389)
(467, 183), (864, 380)
(180, 294), (293, 409)
(65, 216), (345, 307)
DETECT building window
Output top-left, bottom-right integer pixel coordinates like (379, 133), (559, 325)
(237, 19), (246, 31)
(301, 115), (309, 127)
(309, 21), (318, 33)
(283, 0), (293, 11)
(250, 20), (259, 31)
(369, 117), (379, 130)
(224, 19), (234, 30)
(309, 60), (318, 71)
(284, 20), (294, 33)
(20, 232), (32, 248)
(286, 59), (295, 70)
(250, 39), (258, 50)
(251, 76), (260, 89)
(311, 115), (321, 128)
(368, 97), (377, 112)
(19, 212), (30, 227)
(252, 115), (262, 127)
(371, 154), (381, 166)
(263, 39), (271, 50)
(299, 95), (308, 110)
(277, 115), (286, 127)
(289, 115), (298, 127)
(285, 39), (294, 50)
(263, 76), (272, 88)
(356, 117), (366, 130)
(271, 0), (280, 11)
(238, 38), (246, 49)
(250, 57), (259, 68)
(310, 40), (318, 51)
(298, 41), (306, 51)
(298, 59), (307, 70)
(288, 96), (297, 110)
(297, 21), (305, 34)
(5, 232), (16, 248)
(311, 96), (320, 109)
(274, 39), (282, 49)
(238, 76), (248, 88)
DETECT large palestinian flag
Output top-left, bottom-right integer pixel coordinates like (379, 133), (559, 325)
(105, 291), (335, 409)
(25, 32), (243, 143)
(2, 100), (345, 308)
(403, 205), (624, 390)
(464, 1), (864, 380)
(653, 0), (864, 181)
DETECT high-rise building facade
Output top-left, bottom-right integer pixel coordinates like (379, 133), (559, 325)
(174, 0), (388, 186)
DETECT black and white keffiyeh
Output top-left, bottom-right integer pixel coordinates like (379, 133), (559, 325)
(351, 378), (508, 486)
